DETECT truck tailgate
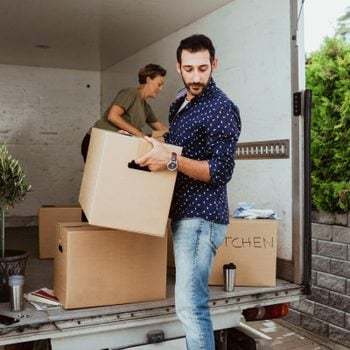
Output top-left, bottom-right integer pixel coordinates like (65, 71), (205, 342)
(0, 268), (305, 347)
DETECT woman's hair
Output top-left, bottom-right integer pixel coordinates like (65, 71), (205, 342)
(138, 64), (167, 84)
(176, 34), (216, 64)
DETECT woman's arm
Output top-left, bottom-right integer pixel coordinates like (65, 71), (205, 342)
(149, 121), (168, 132)
(107, 105), (145, 137)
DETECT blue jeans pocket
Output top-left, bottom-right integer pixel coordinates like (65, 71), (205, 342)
(209, 221), (227, 250)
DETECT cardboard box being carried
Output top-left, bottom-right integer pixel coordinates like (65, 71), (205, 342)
(79, 128), (182, 237)
(38, 205), (82, 259)
(167, 221), (175, 269)
(53, 223), (167, 309)
(209, 218), (278, 287)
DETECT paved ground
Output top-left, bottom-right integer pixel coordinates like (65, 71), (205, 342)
(249, 319), (350, 350)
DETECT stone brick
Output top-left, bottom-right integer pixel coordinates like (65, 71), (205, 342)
(284, 308), (301, 326)
(334, 344), (350, 350)
(346, 313), (350, 330)
(329, 324), (350, 348)
(334, 213), (349, 226)
(312, 211), (321, 223)
(312, 223), (333, 240)
(347, 280), (350, 296)
(317, 211), (336, 225)
(317, 272), (346, 294)
(309, 285), (330, 304)
(301, 314), (329, 336)
(312, 238), (317, 254)
(315, 303), (345, 327)
(329, 292), (350, 313)
(333, 226), (350, 244)
(331, 259), (350, 278)
(312, 254), (331, 272)
(318, 240), (347, 260)
(290, 299), (315, 315)
(311, 270), (317, 285)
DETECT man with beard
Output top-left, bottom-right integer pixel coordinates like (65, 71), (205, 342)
(136, 34), (241, 350)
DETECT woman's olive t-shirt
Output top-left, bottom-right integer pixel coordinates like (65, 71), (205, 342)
(93, 87), (158, 132)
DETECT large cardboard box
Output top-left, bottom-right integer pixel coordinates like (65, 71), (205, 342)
(38, 205), (82, 259)
(53, 223), (167, 309)
(79, 128), (182, 237)
(209, 219), (278, 287)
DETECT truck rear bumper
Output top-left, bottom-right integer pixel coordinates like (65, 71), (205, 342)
(0, 275), (304, 348)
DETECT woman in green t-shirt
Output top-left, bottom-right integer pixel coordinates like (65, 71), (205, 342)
(81, 64), (168, 161)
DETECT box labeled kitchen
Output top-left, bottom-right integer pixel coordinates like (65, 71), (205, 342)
(209, 218), (278, 287)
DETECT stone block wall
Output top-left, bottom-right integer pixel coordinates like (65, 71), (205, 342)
(286, 211), (350, 348)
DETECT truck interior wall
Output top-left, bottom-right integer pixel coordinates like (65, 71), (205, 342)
(0, 64), (100, 223)
(101, 0), (294, 262)
(0, 0), (303, 279)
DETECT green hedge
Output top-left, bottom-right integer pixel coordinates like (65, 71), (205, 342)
(306, 38), (350, 213)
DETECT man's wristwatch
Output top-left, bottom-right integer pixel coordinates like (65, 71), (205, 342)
(167, 152), (178, 171)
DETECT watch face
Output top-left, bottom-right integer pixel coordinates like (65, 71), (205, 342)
(167, 152), (178, 171)
(167, 161), (177, 171)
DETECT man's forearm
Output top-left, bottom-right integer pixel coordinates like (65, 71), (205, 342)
(177, 156), (211, 183)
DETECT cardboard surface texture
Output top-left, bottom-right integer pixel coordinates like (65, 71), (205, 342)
(53, 223), (167, 309)
(167, 220), (175, 269)
(209, 218), (278, 287)
(38, 205), (82, 259)
(79, 128), (182, 237)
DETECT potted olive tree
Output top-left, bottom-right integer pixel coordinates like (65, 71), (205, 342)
(0, 143), (31, 301)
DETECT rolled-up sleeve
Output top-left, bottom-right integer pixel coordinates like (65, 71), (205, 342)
(207, 103), (241, 186)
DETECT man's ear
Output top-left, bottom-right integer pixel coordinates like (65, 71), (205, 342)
(176, 62), (181, 74)
(212, 58), (218, 72)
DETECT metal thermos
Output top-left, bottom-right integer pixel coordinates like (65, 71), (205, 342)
(8, 275), (24, 312)
(223, 263), (236, 292)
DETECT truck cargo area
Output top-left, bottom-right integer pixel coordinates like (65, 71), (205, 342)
(0, 226), (305, 349)
(0, 0), (309, 348)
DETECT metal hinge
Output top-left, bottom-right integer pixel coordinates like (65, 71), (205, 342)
(147, 330), (165, 343)
(236, 139), (290, 160)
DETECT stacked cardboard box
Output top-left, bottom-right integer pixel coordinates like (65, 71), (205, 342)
(38, 205), (82, 259)
(54, 223), (167, 309)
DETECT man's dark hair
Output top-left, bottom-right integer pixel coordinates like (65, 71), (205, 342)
(138, 64), (167, 84)
(176, 34), (216, 64)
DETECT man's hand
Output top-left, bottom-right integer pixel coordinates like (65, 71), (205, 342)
(135, 136), (171, 171)
(136, 136), (211, 182)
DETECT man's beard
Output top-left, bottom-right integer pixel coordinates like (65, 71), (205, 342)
(181, 73), (212, 97)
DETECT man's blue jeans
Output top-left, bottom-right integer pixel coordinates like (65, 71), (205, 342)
(171, 218), (228, 350)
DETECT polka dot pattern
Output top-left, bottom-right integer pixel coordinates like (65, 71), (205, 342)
(164, 79), (241, 224)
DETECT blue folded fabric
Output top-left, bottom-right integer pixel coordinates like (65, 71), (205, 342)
(233, 202), (277, 220)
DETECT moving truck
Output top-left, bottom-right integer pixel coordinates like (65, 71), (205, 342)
(0, 0), (311, 348)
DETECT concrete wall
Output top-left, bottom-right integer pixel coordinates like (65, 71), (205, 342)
(0, 64), (100, 225)
(101, 0), (294, 260)
(287, 212), (350, 348)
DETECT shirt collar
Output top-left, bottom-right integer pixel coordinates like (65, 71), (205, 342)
(169, 78), (217, 122)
